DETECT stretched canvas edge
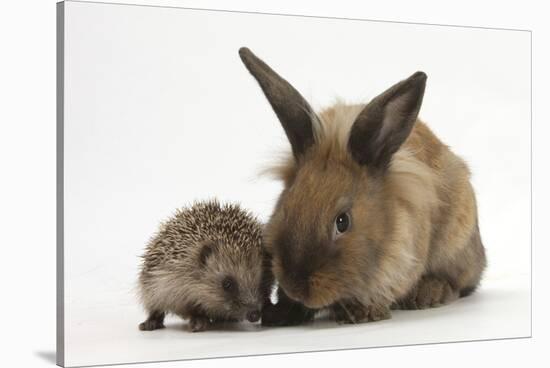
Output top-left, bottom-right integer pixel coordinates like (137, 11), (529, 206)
(57, 1), (66, 367)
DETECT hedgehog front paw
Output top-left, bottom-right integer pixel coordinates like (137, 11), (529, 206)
(138, 319), (165, 331)
(138, 311), (165, 331)
(331, 300), (391, 324)
(189, 315), (210, 332)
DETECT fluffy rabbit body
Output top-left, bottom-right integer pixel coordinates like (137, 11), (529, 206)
(239, 47), (486, 325)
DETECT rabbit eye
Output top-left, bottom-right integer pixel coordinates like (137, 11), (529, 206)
(334, 212), (351, 235)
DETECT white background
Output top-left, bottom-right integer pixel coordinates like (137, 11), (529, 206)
(1, 0), (549, 368)
(62, 1), (530, 365)
(62, 2), (531, 365)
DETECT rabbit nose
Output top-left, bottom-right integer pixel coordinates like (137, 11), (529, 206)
(246, 310), (260, 322)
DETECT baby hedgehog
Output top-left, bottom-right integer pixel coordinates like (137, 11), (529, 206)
(138, 200), (272, 332)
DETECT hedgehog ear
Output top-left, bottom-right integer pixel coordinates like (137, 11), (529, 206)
(239, 47), (317, 160)
(348, 71), (427, 171)
(199, 241), (217, 267)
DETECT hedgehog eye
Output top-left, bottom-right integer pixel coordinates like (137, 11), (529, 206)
(222, 276), (237, 293)
(334, 212), (351, 236)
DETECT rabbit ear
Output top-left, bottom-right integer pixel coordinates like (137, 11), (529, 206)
(348, 71), (427, 171)
(239, 47), (316, 160)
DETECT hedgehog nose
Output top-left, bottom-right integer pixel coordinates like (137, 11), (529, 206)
(246, 310), (260, 323)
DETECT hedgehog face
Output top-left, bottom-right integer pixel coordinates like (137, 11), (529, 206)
(197, 240), (264, 322)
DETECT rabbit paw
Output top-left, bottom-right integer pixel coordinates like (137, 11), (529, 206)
(332, 300), (391, 324)
(261, 300), (315, 327)
(396, 275), (459, 309)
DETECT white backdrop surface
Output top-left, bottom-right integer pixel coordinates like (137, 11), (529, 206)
(61, 1), (530, 366)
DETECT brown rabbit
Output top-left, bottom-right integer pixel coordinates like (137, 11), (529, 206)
(239, 47), (486, 326)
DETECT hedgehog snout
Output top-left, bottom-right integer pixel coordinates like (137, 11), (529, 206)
(246, 309), (261, 323)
